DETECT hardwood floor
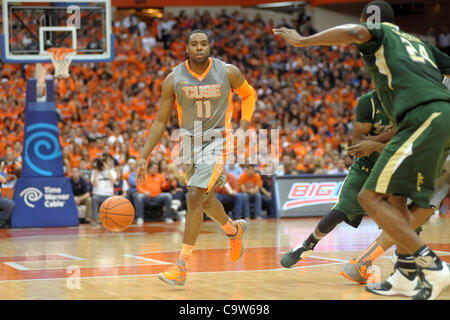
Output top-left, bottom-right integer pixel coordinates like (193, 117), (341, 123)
(0, 215), (449, 300)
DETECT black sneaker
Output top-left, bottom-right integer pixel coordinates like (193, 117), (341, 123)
(280, 243), (313, 268)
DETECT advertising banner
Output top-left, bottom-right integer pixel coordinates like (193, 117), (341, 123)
(11, 79), (78, 228)
(273, 174), (347, 217)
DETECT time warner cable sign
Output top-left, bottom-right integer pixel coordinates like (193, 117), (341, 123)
(20, 186), (70, 208)
(273, 175), (346, 217)
(11, 79), (78, 228)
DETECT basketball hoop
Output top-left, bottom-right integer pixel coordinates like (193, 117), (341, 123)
(45, 48), (77, 79)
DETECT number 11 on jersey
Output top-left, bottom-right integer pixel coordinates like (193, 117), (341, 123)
(195, 100), (211, 119)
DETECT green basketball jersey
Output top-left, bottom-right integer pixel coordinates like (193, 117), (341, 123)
(356, 22), (450, 125)
(354, 90), (393, 170)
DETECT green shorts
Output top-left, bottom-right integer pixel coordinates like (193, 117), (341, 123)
(332, 162), (370, 228)
(364, 101), (450, 208)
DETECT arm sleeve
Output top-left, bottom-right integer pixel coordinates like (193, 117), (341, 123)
(355, 92), (375, 123)
(355, 22), (384, 55)
(233, 80), (257, 122)
(428, 45), (450, 75)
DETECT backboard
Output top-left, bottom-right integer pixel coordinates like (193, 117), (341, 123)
(2, 0), (114, 63)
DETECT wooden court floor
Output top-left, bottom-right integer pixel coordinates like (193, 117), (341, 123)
(0, 215), (449, 300)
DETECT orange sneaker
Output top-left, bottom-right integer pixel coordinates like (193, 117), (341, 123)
(158, 260), (187, 286)
(340, 258), (373, 284)
(229, 219), (247, 262)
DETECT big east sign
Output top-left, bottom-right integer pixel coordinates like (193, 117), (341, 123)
(282, 182), (343, 210)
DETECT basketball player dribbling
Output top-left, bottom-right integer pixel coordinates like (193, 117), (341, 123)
(136, 30), (257, 286)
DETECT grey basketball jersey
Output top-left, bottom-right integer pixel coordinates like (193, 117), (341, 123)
(173, 57), (232, 138)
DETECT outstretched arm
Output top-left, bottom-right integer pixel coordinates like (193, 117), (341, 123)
(272, 24), (372, 47)
(137, 72), (175, 184)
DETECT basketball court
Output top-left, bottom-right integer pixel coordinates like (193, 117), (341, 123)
(0, 216), (449, 300)
(0, 0), (449, 302)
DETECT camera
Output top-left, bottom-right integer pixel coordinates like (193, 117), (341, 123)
(94, 158), (105, 170)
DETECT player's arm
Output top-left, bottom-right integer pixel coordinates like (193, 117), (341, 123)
(272, 24), (372, 47)
(428, 45), (450, 76)
(137, 73), (175, 184)
(226, 64), (257, 132)
(348, 120), (386, 157)
(352, 121), (373, 146)
(362, 126), (396, 143)
(347, 140), (386, 158)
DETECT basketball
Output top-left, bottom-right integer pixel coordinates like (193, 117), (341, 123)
(99, 196), (135, 232)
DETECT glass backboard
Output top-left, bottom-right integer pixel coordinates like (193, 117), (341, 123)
(2, 0), (114, 63)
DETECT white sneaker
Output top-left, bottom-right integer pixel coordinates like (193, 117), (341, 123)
(165, 218), (174, 224)
(170, 200), (182, 212)
(413, 261), (450, 300)
(136, 218), (144, 226)
(366, 268), (420, 297)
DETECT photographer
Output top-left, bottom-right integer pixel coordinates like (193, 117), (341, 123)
(0, 160), (14, 228)
(90, 155), (117, 226)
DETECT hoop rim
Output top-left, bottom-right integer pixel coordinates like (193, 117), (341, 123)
(45, 47), (77, 60)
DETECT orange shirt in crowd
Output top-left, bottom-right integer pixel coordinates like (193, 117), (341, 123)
(238, 170), (262, 192)
(136, 173), (166, 197)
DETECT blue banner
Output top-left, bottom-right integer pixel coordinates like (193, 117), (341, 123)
(11, 79), (78, 228)
(11, 177), (79, 228)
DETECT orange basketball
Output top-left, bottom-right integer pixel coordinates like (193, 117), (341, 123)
(99, 196), (135, 232)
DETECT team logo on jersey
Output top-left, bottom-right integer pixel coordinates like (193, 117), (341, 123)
(417, 172), (424, 192)
(282, 182), (343, 210)
(182, 84), (221, 99)
(373, 120), (393, 135)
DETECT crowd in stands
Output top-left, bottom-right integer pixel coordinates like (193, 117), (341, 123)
(0, 9), (449, 227)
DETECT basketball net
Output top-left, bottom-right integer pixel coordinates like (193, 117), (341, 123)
(45, 48), (77, 79)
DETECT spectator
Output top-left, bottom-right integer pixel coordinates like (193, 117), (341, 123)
(90, 156), (117, 226)
(135, 162), (176, 224)
(260, 173), (275, 218)
(226, 163), (244, 181)
(328, 159), (349, 175)
(165, 163), (188, 216)
(276, 154), (297, 176)
(0, 160), (14, 228)
(113, 166), (124, 195)
(215, 171), (246, 219)
(141, 30), (157, 54)
(1, 146), (20, 198)
(438, 26), (450, 55)
(70, 167), (92, 223)
(238, 165), (263, 219)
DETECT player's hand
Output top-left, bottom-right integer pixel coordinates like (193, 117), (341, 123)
(347, 141), (378, 158)
(272, 27), (303, 47)
(136, 159), (147, 185)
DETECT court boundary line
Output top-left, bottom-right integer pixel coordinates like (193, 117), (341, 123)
(2, 253), (86, 270)
(0, 260), (348, 283)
